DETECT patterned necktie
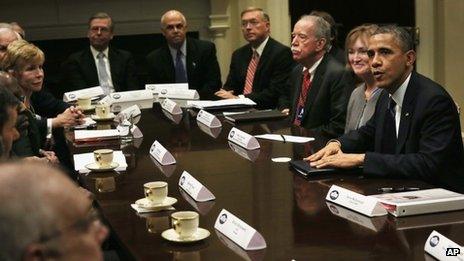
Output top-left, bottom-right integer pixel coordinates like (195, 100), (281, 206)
(175, 49), (187, 83)
(381, 97), (397, 154)
(243, 50), (259, 95)
(97, 52), (111, 94)
(293, 70), (312, 126)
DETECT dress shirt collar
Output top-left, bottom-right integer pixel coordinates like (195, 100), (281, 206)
(252, 36), (269, 57)
(390, 72), (412, 109)
(168, 40), (187, 58)
(302, 55), (324, 80)
(90, 46), (109, 59)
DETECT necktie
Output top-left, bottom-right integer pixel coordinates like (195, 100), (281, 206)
(175, 49), (187, 83)
(381, 97), (397, 154)
(96, 52), (111, 94)
(293, 70), (312, 126)
(243, 50), (259, 95)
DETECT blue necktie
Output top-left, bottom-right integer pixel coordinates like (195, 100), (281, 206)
(175, 49), (187, 83)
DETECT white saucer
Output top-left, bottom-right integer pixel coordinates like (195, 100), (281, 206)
(77, 105), (95, 111)
(135, 197), (177, 210)
(85, 162), (119, 172)
(161, 228), (210, 243)
(91, 113), (116, 121)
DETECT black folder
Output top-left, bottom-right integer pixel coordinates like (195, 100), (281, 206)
(289, 160), (336, 176)
(224, 110), (287, 123)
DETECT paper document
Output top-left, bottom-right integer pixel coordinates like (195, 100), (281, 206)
(74, 129), (120, 141)
(187, 98), (256, 109)
(254, 134), (314, 143)
(73, 150), (127, 173)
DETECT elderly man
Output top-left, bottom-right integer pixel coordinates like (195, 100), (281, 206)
(216, 7), (294, 109)
(308, 25), (464, 192)
(146, 10), (221, 100)
(0, 162), (108, 260)
(282, 15), (347, 138)
(0, 27), (18, 61)
(62, 12), (139, 94)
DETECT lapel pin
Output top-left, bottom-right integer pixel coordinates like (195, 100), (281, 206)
(405, 112), (409, 117)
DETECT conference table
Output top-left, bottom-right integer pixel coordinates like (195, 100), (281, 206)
(72, 104), (464, 260)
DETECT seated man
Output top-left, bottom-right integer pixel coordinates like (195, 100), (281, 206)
(0, 162), (108, 260)
(282, 15), (347, 138)
(0, 85), (20, 160)
(62, 12), (139, 94)
(146, 10), (221, 100)
(308, 25), (464, 192)
(216, 7), (294, 109)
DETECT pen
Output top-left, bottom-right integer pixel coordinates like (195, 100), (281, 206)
(280, 134), (286, 143)
(377, 187), (420, 193)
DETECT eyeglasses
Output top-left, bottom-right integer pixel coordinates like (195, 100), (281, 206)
(241, 20), (261, 28)
(165, 23), (185, 31)
(90, 26), (111, 33)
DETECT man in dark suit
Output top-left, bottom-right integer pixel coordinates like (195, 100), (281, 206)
(216, 7), (294, 109)
(282, 15), (347, 138)
(307, 25), (464, 191)
(146, 10), (221, 100)
(62, 12), (139, 94)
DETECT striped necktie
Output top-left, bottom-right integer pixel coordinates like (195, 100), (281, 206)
(243, 50), (259, 95)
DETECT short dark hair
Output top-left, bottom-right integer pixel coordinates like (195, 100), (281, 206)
(372, 25), (414, 52)
(88, 12), (114, 32)
(0, 87), (19, 132)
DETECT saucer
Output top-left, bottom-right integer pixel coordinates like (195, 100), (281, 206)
(135, 197), (177, 210)
(77, 105), (95, 111)
(161, 228), (210, 243)
(85, 162), (119, 172)
(91, 113), (116, 121)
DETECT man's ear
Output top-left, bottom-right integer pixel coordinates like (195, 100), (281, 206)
(316, 38), (327, 52)
(405, 49), (416, 67)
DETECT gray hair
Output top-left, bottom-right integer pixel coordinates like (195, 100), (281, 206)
(241, 7), (270, 22)
(88, 12), (114, 32)
(0, 163), (72, 260)
(372, 25), (414, 52)
(160, 10), (187, 29)
(298, 15), (332, 51)
(0, 23), (13, 29)
(0, 27), (19, 41)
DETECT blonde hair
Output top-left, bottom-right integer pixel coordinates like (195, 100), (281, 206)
(344, 24), (379, 70)
(1, 39), (44, 72)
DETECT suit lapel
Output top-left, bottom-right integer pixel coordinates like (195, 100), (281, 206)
(84, 48), (99, 86)
(291, 65), (304, 115)
(302, 56), (328, 120)
(108, 48), (119, 90)
(396, 72), (418, 153)
(186, 39), (196, 82)
(254, 38), (273, 83)
(375, 92), (389, 152)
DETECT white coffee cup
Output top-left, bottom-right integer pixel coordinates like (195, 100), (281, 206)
(95, 103), (110, 118)
(77, 96), (91, 108)
(144, 181), (168, 204)
(171, 211), (199, 238)
(93, 149), (113, 168)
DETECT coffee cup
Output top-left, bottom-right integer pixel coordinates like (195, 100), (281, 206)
(77, 96), (91, 108)
(93, 149), (114, 168)
(171, 211), (199, 238)
(144, 181), (168, 204)
(95, 103), (110, 118)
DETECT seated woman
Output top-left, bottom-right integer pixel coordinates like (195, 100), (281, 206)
(344, 24), (381, 133)
(1, 40), (83, 163)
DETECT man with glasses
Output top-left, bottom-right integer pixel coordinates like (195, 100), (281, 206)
(216, 7), (294, 109)
(146, 10), (221, 100)
(0, 162), (108, 260)
(62, 12), (139, 94)
(282, 15), (347, 138)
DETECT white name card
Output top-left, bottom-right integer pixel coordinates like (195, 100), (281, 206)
(158, 89), (199, 100)
(149, 140), (176, 165)
(228, 141), (260, 162)
(196, 110), (221, 128)
(63, 86), (104, 102)
(326, 185), (387, 217)
(99, 95), (112, 105)
(161, 98), (182, 115)
(119, 105), (141, 119)
(227, 127), (260, 150)
(161, 110), (183, 124)
(145, 83), (188, 94)
(326, 202), (387, 232)
(110, 90), (154, 112)
(197, 123), (222, 138)
(425, 230), (463, 260)
(179, 190), (215, 215)
(214, 209), (266, 250)
(178, 171), (215, 202)
(150, 156), (176, 177)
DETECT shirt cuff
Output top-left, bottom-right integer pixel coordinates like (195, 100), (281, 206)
(46, 118), (53, 139)
(238, 94), (245, 99)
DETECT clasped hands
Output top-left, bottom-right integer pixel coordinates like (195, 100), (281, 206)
(305, 141), (365, 169)
(215, 89), (237, 99)
(52, 106), (85, 128)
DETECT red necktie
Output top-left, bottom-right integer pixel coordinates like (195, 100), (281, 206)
(243, 51), (259, 95)
(293, 70), (312, 126)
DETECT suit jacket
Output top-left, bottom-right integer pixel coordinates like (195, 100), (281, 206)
(62, 46), (139, 93)
(286, 55), (347, 138)
(224, 37), (294, 109)
(339, 71), (464, 191)
(146, 38), (221, 100)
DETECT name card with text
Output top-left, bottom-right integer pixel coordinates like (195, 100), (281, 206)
(227, 127), (260, 150)
(63, 86), (104, 102)
(196, 110), (221, 128)
(149, 140), (176, 165)
(158, 89), (199, 100)
(424, 230), (463, 260)
(326, 185), (387, 217)
(119, 105), (141, 119)
(178, 171), (215, 202)
(145, 83), (188, 94)
(110, 90), (154, 111)
(161, 98), (182, 115)
(99, 95), (112, 105)
(214, 209), (266, 250)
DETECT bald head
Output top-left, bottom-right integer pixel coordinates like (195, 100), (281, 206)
(160, 10), (187, 49)
(0, 28), (19, 61)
